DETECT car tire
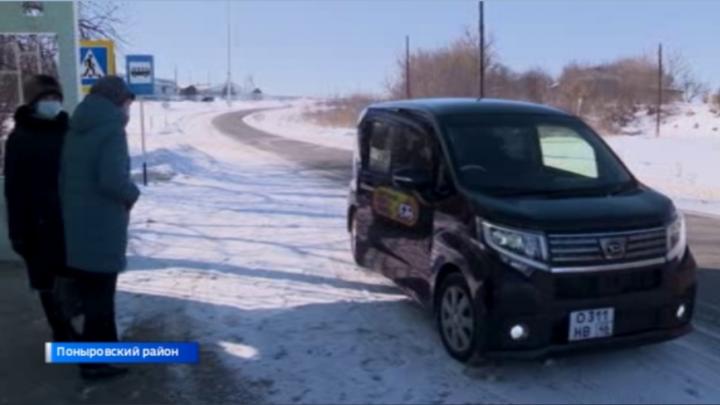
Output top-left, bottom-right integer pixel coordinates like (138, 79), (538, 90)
(436, 272), (485, 363)
(350, 213), (365, 267)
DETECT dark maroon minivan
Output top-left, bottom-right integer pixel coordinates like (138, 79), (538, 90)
(347, 98), (696, 362)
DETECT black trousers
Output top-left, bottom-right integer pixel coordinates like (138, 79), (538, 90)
(38, 290), (75, 342)
(70, 269), (119, 342)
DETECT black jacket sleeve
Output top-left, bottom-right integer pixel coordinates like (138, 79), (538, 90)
(3, 132), (31, 255)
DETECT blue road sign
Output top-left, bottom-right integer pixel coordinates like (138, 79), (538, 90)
(126, 55), (155, 96)
(79, 45), (111, 89)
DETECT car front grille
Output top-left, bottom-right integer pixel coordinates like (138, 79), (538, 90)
(548, 227), (668, 266)
(554, 268), (662, 299)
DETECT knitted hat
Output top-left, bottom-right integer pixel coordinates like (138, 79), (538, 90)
(90, 76), (135, 106)
(22, 74), (63, 105)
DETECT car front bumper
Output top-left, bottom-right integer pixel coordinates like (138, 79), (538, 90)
(477, 249), (697, 359)
(484, 323), (692, 360)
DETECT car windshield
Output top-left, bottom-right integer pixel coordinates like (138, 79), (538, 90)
(443, 114), (635, 197)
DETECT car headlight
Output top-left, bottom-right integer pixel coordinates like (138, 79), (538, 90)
(479, 219), (549, 273)
(666, 212), (686, 261)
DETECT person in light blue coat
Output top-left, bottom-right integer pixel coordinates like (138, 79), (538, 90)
(60, 76), (139, 380)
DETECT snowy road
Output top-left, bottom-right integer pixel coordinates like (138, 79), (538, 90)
(79, 101), (719, 404)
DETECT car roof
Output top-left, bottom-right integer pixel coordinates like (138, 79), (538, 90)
(369, 97), (571, 118)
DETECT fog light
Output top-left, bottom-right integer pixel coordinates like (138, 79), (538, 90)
(510, 324), (529, 341)
(676, 304), (687, 319)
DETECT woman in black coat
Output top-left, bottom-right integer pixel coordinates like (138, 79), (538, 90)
(4, 74), (74, 341)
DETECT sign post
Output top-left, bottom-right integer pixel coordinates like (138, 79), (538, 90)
(79, 39), (115, 95)
(126, 55), (155, 186)
(139, 100), (147, 186)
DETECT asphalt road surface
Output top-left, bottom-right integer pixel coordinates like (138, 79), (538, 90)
(214, 109), (720, 326)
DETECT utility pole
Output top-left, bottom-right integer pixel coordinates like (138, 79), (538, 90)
(226, 0), (233, 106)
(657, 43), (663, 137)
(174, 65), (178, 95)
(479, 0), (485, 99)
(405, 35), (411, 99)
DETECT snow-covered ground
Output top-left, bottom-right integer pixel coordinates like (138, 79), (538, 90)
(114, 100), (720, 403)
(607, 103), (720, 217)
(245, 101), (720, 217)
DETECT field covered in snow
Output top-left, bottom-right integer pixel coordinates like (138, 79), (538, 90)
(245, 101), (720, 217)
(607, 104), (720, 216)
(111, 100), (720, 403)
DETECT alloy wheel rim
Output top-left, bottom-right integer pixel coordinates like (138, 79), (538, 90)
(441, 285), (474, 353)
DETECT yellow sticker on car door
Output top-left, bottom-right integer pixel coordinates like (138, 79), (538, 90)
(372, 187), (419, 227)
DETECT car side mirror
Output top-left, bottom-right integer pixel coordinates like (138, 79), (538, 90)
(392, 167), (433, 190)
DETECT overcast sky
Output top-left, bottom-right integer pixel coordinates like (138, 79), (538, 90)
(122, 0), (720, 97)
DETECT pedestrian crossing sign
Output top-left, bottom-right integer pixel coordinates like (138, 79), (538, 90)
(79, 40), (116, 94)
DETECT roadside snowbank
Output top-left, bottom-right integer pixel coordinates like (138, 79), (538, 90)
(607, 135), (720, 215)
(626, 102), (720, 138)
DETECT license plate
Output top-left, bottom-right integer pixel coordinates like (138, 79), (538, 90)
(568, 308), (614, 342)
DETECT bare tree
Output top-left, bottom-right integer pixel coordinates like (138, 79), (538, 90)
(386, 28), (498, 99)
(386, 30), (556, 108)
(517, 68), (553, 103)
(78, 1), (126, 44)
(666, 51), (708, 102)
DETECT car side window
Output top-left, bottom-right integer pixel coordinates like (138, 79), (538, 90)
(366, 121), (392, 175)
(391, 124), (433, 172)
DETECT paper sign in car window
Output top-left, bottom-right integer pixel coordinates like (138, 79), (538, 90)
(372, 187), (419, 227)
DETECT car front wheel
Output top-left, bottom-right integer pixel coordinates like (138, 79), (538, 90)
(350, 213), (364, 266)
(437, 273), (485, 362)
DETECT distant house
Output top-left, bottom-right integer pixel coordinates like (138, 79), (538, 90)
(177, 82), (262, 100)
(205, 82), (242, 97)
(179, 85), (198, 97)
(154, 79), (178, 96)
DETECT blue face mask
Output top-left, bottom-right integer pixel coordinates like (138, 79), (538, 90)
(35, 100), (63, 120)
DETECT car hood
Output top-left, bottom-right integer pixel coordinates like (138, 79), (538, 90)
(469, 185), (676, 232)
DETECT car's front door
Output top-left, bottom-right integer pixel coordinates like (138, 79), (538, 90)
(363, 113), (437, 303)
(355, 115), (394, 279)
